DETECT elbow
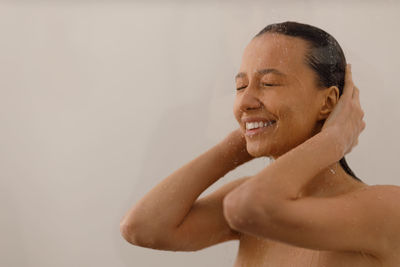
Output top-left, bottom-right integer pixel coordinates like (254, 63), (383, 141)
(119, 208), (155, 247)
(120, 214), (140, 245)
(223, 190), (256, 232)
(120, 207), (168, 249)
(120, 222), (159, 249)
(223, 189), (283, 233)
(120, 222), (141, 245)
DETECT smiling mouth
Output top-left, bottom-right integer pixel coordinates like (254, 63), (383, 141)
(245, 121), (277, 136)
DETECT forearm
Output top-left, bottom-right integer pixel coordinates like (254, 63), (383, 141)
(230, 130), (344, 205)
(121, 130), (252, 233)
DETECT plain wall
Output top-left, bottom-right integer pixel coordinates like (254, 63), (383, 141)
(1, 1), (400, 266)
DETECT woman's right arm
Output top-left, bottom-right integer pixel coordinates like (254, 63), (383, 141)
(120, 129), (253, 250)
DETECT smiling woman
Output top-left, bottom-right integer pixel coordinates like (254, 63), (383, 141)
(121, 21), (400, 267)
(235, 21), (362, 182)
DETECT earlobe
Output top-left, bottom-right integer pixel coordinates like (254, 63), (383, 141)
(317, 86), (339, 120)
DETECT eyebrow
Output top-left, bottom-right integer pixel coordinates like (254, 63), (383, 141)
(235, 68), (286, 80)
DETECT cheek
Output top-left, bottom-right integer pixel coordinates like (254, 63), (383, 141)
(278, 103), (309, 134)
(285, 105), (319, 142)
(275, 102), (293, 123)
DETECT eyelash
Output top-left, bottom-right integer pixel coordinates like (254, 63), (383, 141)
(236, 83), (277, 90)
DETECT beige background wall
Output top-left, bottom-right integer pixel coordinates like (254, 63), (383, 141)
(1, 1), (399, 266)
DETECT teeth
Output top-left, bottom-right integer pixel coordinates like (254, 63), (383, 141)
(246, 121), (275, 130)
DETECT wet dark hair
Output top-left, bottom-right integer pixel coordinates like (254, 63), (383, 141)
(254, 21), (362, 182)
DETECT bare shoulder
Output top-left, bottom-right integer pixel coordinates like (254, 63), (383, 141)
(352, 184), (400, 255)
(349, 184), (400, 218)
(352, 183), (400, 200)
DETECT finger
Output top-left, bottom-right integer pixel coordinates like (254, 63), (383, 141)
(353, 86), (363, 110)
(350, 139), (358, 152)
(352, 86), (359, 99)
(352, 86), (358, 98)
(347, 147), (353, 155)
(343, 64), (354, 100)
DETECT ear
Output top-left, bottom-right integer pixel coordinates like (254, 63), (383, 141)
(317, 86), (340, 121)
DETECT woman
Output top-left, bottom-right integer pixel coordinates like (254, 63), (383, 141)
(120, 21), (400, 266)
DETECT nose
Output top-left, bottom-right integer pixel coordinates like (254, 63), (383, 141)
(238, 84), (263, 111)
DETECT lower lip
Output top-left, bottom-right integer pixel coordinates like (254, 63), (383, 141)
(245, 122), (276, 137)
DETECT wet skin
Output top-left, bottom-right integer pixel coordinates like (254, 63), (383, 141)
(228, 33), (400, 266)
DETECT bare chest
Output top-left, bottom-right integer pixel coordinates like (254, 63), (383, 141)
(234, 235), (384, 267)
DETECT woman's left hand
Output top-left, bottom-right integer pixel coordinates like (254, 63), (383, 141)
(321, 64), (366, 156)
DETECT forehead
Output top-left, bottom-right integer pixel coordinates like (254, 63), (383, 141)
(240, 33), (310, 76)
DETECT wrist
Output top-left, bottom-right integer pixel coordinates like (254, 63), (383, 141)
(317, 128), (345, 162)
(218, 129), (253, 168)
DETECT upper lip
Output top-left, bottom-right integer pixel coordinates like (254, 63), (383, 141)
(242, 116), (277, 124)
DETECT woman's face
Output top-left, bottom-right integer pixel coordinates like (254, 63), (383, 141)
(233, 33), (327, 159)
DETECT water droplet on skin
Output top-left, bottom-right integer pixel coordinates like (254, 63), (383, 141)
(255, 236), (263, 241)
(329, 168), (336, 174)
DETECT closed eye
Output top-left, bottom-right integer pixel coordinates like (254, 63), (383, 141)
(236, 83), (279, 91)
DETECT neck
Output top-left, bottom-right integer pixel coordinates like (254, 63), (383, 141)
(300, 161), (366, 198)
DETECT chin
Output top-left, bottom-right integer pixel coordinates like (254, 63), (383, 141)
(247, 144), (274, 158)
(246, 139), (288, 159)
